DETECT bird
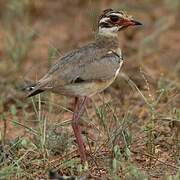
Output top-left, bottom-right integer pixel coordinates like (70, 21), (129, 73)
(24, 8), (142, 163)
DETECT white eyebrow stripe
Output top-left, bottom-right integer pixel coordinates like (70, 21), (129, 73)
(109, 13), (122, 17)
(99, 17), (110, 23)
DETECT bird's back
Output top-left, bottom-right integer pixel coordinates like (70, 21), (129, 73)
(45, 42), (109, 84)
(26, 36), (121, 97)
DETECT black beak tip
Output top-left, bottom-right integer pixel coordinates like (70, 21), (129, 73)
(133, 20), (143, 26)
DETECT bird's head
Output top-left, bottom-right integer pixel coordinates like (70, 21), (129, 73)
(98, 9), (142, 36)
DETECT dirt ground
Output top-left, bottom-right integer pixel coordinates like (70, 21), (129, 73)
(0, 0), (179, 179)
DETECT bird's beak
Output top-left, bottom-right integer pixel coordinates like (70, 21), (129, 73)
(130, 20), (142, 26)
(121, 19), (142, 26)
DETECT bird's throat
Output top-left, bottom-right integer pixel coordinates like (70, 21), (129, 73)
(95, 32), (119, 49)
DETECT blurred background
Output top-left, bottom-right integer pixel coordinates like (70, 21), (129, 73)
(0, 0), (179, 179)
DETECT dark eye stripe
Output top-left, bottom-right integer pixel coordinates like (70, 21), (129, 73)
(99, 22), (113, 28)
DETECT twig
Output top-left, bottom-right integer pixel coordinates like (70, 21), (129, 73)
(49, 149), (78, 165)
(132, 150), (178, 170)
(2, 116), (7, 146)
(12, 120), (38, 135)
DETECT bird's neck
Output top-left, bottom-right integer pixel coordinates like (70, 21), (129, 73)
(95, 31), (119, 50)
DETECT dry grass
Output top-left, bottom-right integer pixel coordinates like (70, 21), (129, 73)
(0, 0), (179, 179)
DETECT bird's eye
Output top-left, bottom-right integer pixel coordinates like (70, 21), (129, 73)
(110, 15), (119, 22)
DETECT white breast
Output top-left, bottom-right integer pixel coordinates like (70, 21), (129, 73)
(110, 48), (123, 78)
(115, 60), (123, 77)
(108, 48), (123, 78)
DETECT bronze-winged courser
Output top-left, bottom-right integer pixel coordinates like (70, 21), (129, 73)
(24, 9), (142, 162)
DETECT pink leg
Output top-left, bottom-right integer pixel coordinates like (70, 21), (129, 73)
(72, 96), (87, 162)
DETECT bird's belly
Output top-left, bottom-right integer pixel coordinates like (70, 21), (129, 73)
(51, 60), (123, 97)
(51, 78), (115, 97)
